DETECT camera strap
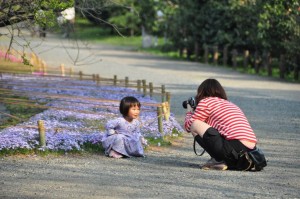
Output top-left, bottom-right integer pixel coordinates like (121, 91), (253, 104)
(193, 137), (205, 156)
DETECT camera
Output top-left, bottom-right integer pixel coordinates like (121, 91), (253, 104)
(182, 97), (196, 109)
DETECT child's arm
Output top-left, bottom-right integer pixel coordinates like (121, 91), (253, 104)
(135, 119), (148, 146)
(141, 136), (148, 146)
(105, 118), (120, 135)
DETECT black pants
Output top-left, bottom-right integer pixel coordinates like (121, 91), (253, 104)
(194, 127), (250, 170)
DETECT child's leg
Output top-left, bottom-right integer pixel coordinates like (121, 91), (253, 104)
(109, 149), (123, 158)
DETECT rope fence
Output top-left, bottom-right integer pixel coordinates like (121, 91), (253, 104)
(0, 47), (170, 100)
(0, 46), (175, 148)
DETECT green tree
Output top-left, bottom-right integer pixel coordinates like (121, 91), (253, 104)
(0, 0), (74, 28)
(257, 0), (300, 56)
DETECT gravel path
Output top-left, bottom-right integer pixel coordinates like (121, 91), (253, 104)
(0, 33), (300, 199)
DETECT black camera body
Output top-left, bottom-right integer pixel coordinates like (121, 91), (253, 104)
(182, 97), (196, 109)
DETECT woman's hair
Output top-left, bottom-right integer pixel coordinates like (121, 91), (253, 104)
(195, 79), (227, 104)
(119, 96), (141, 116)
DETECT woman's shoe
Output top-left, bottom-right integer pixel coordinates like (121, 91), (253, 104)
(200, 158), (228, 170)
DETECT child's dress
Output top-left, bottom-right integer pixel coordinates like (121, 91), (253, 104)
(101, 117), (144, 157)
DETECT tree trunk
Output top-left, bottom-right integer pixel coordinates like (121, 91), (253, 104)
(254, 51), (260, 74)
(294, 57), (299, 81)
(232, 49), (238, 69)
(204, 45), (208, 64)
(223, 45), (228, 66)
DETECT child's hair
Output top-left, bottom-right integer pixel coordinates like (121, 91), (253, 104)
(195, 78), (228, 104)
(119, 96), (141, 116)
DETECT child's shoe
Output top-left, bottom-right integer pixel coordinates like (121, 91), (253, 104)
(109, 150), (123, 158)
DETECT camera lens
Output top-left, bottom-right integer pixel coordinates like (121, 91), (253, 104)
(182, 101), (188, 109)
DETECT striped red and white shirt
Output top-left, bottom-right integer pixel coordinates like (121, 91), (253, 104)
(184, 97), (257, 143)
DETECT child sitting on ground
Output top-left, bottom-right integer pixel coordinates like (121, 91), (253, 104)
(101, 96), (147, 158)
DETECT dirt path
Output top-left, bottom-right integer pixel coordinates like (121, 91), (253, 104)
(0, 34), (300, 198)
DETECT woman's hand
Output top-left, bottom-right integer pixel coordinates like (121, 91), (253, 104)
(187, 104), (194, 113)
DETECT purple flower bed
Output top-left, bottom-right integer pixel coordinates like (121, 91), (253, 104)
(0, 74), (184, 152)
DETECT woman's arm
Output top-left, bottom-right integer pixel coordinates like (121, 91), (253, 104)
(184, 101), (210, 132)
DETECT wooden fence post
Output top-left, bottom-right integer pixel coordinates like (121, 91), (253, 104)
(243, 50), (249, 71)
(125, 77), (129, 87)
(38, 120), (46, 147)
(60, 64), (65, 77)
(166, 92), (171, 114)
(232, 49), (238, 69)
(113, 75), (117, 86)
(96, 74), (100, 85)
(162, 102), (170, 121)
(157, 106), (163, 134)
(213, 46), (219, 66)
(142, 79), (147, 96)
(149, 82), (153, 98)
(137, 80), (141, 92)
(161, 85), (166, 102)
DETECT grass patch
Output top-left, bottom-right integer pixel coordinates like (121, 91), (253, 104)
(0, 94), (46, 130)
(0, 143), (105, 157)
(145, 128), (183, 149)
(81, 142), (104, 154)
(0, 148), (34, 157)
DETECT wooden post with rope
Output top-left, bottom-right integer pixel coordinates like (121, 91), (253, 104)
(37, 120), (46, 147)
(137, 80), (141, 92)
(113, 75), (117, 86)
(166, 92), (171, 115)
(142, 79), (147, 96)
(125, 77), (129, 87)
(157, 106), (163, 134)
(161, 85), (165, 102)
(149, 82), (153, 98)
(60, 64), (65, 77)
(162, 102), (170, 121)
(96, 74), (100, 85)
